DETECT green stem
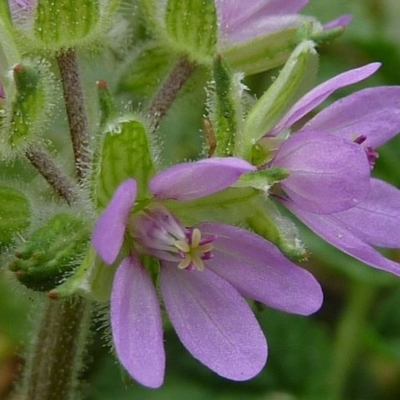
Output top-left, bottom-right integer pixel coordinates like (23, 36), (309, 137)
(23, 297), (91, 400)
(329, 280), (377, 400)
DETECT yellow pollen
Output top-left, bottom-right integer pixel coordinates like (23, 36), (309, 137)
(174, 228), (213, 271)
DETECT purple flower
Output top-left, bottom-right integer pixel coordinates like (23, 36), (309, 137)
(216, 0), (350, 50)
(92, 157), (323, 388)
(263, 63), (400, 276)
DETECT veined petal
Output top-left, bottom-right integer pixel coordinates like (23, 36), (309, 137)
(284, 200), (400, 277)
(333, 179), (400, 248)
(161, 264), (267, 381)
(111, 256), (165, 388)
(217, 0), (307, 37)
(92, 179), (136, 265)
(272, 131), (371, 214)
(268, 63), (381, 136)
(303, 86), (400, 148)
(150, 157), (255, 201)
(198, 222), (322, 315)
(225, 14), (315, 45)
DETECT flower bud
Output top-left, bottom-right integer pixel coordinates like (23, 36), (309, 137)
(13, 0), (120, 52)
(240, 41), (318, 162)
(1, 61), (57, 156)
(0, 185), (31, 248)
(9, 213), (90, 292)
(165, 0), (217, 64)
(92, 115), (156, 209)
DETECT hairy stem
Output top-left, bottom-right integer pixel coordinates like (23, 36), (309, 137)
(22, 50), (92, 400)
(57, 49), (91, 181)
(146, 56), (197, 130)
(329, 281), (377, 400)
(25, 145), (79, 205)
(23, 297), (91, 400)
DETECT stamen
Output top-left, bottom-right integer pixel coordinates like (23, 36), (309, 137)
(174, 227), (216, 272)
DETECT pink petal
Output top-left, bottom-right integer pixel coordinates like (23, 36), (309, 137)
(323, 14), (352, 30)
(161, 265), (267, 381)
(332, 178), (400, 248)
(198, 222), (323, 315)
(272, 131), (371, 214)
(92, 179), (136, 264)
(111, 256), (165, 388)
(218, 0), (308, 38)
(303, 86), (400, 149)
(150, 157), (255, 201)
(285, 200), (400, 277)
(268, 63), (381, 137)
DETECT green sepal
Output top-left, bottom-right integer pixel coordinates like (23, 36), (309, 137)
(1, 61), (57, 154)
(93, 116), (156, 209)
(117, 43), (178, 98)
(221, 18), (320, 75)
(9, 213), (90, 292)
(239, 40), (318, 162)
(311, 25), (348, 46)
(234, 168), (289, 191)
(34, 0), (100, 49)
(208, 56), (239, 156)
(0, 185), (31, 248)
(165, 0), (217, 64)
(0, 0), (19, 71)
(245, 198), (307, 260)
(50, 246), (118, 301)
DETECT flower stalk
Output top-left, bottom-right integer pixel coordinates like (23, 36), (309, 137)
(146, 56), (197, 130)
(23, 297), (91, 400)
(57, 48), (91, 181)
(25, 144), (79, 205)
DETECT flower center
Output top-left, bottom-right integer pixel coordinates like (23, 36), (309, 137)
(174, 228), (215, 271)
(129, 204), (216, 271)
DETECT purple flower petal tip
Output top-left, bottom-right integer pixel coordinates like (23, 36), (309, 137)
(150, 157), (255, 201)
(323, 14), (352, 30)
(111, 256), (165, 388)
(92, 179), (137, 264)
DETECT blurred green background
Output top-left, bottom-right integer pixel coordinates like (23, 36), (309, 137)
(2, 0), (400, 399)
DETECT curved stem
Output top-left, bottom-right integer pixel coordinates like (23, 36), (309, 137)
(57, 49), (91, 181)
(25, 145), (79, 205)
(146, 56), (197, 130)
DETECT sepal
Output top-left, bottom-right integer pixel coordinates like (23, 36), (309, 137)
(165, 0), (217, 64)
(9, 213), (90, 292)
(221, 18), (321, 75)
(207, 56), (240, 156)
(240, 41), (318, 162)
(92, 115), (156, 209)
(234, 168), (289, 191)
(1, 61), (57, 156)
(0, 185), (31, 248)
(14, 0), (120, 52)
